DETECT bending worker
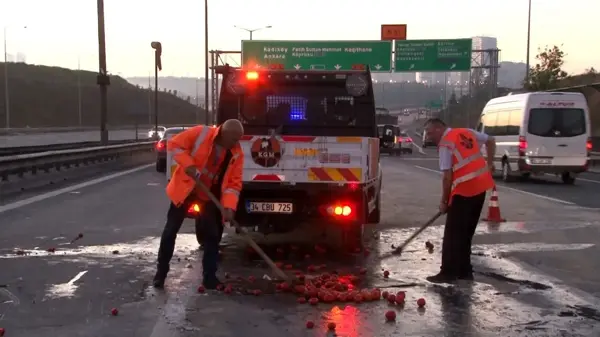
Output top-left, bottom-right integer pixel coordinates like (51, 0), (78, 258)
(423, 118), (496, 283)
(153, 119), (245, 289)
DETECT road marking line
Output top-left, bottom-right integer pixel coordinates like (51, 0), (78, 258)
(543, 173), (600, 185)
(413, 165), (575, 205)
(0, 164), (153, 214)
(414, 165), (441, 174)
(411, 142), (426, 155)
(67, 271), (88, 285)
(575, 177), (600, 184)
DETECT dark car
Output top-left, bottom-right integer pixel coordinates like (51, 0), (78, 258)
(377, 124), (401, 155)
(155, 127), (189, 172)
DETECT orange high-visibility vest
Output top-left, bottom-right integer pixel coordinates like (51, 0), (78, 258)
(438, 128), (494, 203)
(166, 125), (244, 210)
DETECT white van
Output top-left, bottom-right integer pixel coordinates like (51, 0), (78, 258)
(477, 92), (592, 184)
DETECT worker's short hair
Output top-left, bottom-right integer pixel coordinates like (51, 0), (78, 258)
(424, 118), (446, 127)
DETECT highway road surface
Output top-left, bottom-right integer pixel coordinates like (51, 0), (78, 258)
(0, 129), (151, 147)
(1, 149), (600, 336)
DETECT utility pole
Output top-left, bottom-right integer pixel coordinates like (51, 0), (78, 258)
(96, 0), (110, 144)
(3, 27), (9, 129)
(524, 0), (532, 83)
(77, 56), (82, 126)
(204, 0), (209, 124)
(151, 41), (162, 138)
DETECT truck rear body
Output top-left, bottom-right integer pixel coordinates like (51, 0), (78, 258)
(216, 66), (381, 242)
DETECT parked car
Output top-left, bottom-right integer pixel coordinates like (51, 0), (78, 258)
(155, 127), (189, 172)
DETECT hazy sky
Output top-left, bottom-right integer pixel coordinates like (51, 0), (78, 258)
(2, 0), (598, 77)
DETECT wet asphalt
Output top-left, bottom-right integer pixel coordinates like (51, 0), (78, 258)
(1, 143), (600, 336)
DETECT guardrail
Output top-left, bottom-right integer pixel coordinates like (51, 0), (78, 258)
(0, 140), (146, 157)
(0, 124), (197, 136)
(0, 142), (155, 181)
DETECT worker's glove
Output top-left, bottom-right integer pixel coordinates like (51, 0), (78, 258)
(223, 208), (235, 222)
(184, 165), (200, 180)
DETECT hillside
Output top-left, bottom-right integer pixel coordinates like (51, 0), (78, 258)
(0, 62), (206, 128)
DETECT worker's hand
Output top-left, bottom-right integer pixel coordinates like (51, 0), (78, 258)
(184, 165), (199, 180)
(223, 208), (235, 222)
(439, 201), (448, 214)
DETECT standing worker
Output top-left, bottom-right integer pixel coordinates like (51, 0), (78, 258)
(422, 118), (496, 283)
(153, 119), (245, 289)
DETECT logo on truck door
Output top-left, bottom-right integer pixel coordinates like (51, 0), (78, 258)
(251, 137), (282, 167)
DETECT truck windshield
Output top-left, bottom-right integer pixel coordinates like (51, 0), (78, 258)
(218, 73), (376, 137)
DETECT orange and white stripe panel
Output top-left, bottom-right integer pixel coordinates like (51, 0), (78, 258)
(308, 167), (362, 182)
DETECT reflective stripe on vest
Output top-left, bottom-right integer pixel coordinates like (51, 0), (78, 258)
(223, 188), (240, 197)
(451, 166), (490, 190)
(192, 126), (211, 156)
(439, 132), (484, 172)
(453, 152), (484, 172)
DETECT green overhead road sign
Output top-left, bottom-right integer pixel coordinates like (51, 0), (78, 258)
(241, 40), (392, 72)
(394, 39), (472, 72)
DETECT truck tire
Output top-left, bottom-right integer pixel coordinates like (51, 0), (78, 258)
(367, 193), (381, 224)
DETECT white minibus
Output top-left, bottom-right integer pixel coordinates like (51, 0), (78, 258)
(477, 92), (591, 184)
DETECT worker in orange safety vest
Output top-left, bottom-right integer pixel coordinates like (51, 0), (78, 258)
(153, 119), (245, 289)
(423, 118), (496, 283)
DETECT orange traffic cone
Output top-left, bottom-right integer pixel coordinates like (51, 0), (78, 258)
(482, 186), (505, 223)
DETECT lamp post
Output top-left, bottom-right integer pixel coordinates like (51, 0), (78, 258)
(96, 0), (110, 144)
(3, 25), (27, 129)
(151, 41), (162, 139)
(233, 25), (272, 40)
(524, 0), (532, 83)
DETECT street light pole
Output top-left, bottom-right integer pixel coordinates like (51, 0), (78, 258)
(525, 0), (532, 82)
(77, 56), (82, 126)
(3, 26), (9, 129)
(151, 41), (162, 138)
(233, 25), (272, 41)
(204, 0), (209, 125)
(96, 0), (110, 145)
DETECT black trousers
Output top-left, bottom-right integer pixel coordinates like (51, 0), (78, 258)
(157, 200), (223, 278)
(440, 192), (486, 276)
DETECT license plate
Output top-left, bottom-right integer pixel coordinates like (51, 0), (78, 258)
(247, 202), (293, 214)
(532, 158), (552, 164)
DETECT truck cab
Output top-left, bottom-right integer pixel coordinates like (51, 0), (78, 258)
(216, 66), (381, 250)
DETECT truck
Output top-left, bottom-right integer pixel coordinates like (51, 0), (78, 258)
(214, 65), (382, 250)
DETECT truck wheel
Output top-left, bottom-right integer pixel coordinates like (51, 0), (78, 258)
(367, 193), (381, 224)
(561, 172), (575, 184)
(156, 159), (166, 173)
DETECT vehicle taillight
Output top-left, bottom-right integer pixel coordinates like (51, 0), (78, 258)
(327, 204), (353, 217)
(347, 182), (359, 191)
(406, 138), (412, 143)
(395, 136), (400, 143)
(155, 140), (165, 151)
(246, 71), (259, 80)
(587, 137), (592, 153)
(187, 203), (201, 215)
(518, 136), (527, 156)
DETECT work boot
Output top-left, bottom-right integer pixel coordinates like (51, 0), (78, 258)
(456, 272), (474, 281)
(202, 275), (223, 290)
(152, 265), (169, 288)
(426, 272), (457, 284)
